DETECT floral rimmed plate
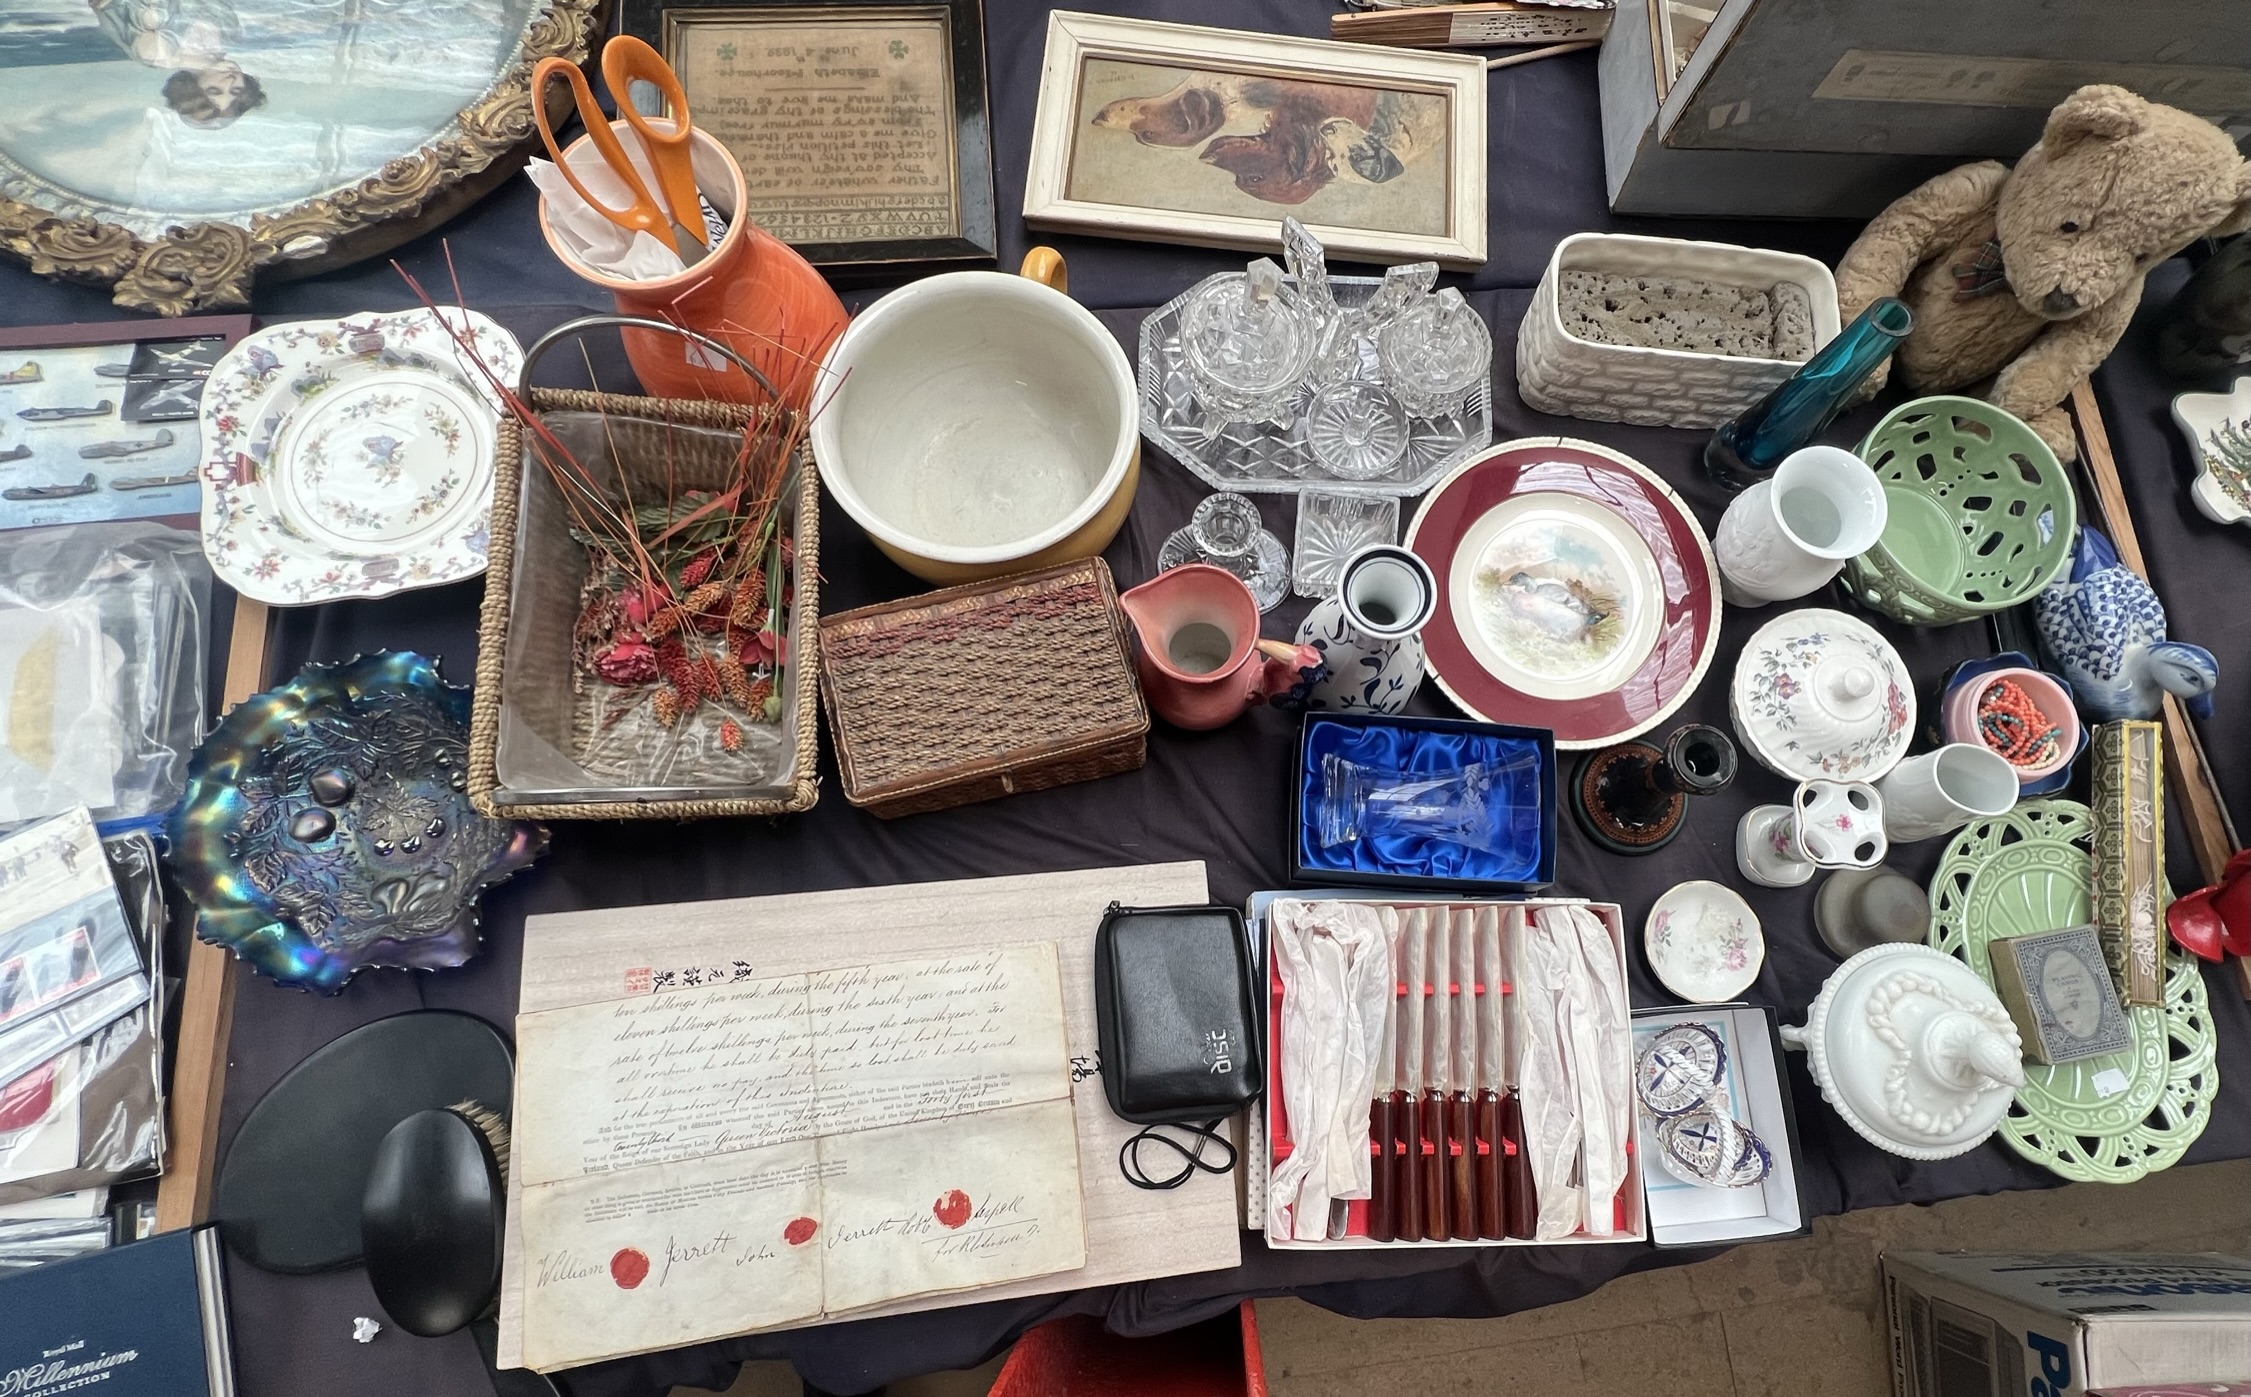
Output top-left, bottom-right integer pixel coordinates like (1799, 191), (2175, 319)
(1406, 438), (1721, 749)
(1729, 608), (1914, 782)
(199, 308), (522, 605)
(1645, 880), (1763, 1003)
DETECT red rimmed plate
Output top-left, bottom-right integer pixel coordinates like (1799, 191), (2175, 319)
(1406, 437), (1720, 749)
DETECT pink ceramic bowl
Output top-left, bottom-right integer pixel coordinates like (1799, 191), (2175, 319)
(1941, 667), (2080, 785)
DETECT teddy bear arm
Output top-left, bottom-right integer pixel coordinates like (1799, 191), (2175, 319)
(1987, 284), (2140, 426)
(1833, 161), (2012, 320)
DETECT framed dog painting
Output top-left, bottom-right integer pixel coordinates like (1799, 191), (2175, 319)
(1024, 12), (1486, 266)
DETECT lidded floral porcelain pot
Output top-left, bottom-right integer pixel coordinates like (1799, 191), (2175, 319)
(1729, 608), (1914, 781)
(1780, 943), (2024, 1160)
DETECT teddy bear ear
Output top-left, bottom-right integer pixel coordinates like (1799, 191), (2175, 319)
(2042, 84), (2147, 150)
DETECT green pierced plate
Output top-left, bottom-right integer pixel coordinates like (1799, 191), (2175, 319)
(1844, 396), (2076, 625)
(1927, 800), (2216, 1182)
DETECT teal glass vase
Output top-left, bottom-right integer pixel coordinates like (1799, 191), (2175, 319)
(1705, 297), (1913, 492)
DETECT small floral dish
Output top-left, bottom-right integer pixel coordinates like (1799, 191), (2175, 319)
(199, 308), (522, 606)
(1645, 880), (1763, 1003)
(167, 652), (545, 994)
(1729, 607), (1914, 782)
(2170, 377), (2251, 528)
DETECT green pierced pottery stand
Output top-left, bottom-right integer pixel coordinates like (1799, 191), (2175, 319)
(1928, 800), (2217, 1182)
(1844, 396), (2077, 625)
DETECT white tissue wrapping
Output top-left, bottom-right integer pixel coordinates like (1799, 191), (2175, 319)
(529, 151), (688, 282)
(1267, 900), (1397, 1242)
(1553, 904), (1631, 1236)
(1513, 907), (1583, 1240)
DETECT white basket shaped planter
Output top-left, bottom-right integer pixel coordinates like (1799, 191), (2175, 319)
(1517, 233), (1841, 430)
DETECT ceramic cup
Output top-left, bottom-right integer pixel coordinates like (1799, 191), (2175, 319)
(1938, 666), (2081, 786)
(1713, 445), (1888, 606)
(1875, 743), (2020, 843)
(812, 249), (1139, 584)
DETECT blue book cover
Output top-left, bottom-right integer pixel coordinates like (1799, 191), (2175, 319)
(0, 1226), (234, 1396)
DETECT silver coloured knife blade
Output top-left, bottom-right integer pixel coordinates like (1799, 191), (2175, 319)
(1452, 909), (1476, 1095)
(1425, 913), (1450, 1096)
(1372, 913), (1399, 1098)
(1478, 906), (1504, 1095)
(1400, 909), (1426, 1097)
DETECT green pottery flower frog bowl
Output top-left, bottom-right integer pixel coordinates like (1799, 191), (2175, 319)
(1842, 397), (2076, 625)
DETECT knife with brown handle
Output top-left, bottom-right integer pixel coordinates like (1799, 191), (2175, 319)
(1474, 905), (1506, 1239)
(1366, 919), (1400, 1243)
(1500, 907), (1537, 1240)
(1421, 911), (1449, 1242)
(1448, 908), (1478, 1239)
(1396, 909), (1426, 1242)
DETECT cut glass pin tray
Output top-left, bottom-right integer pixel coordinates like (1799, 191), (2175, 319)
(1139, 276), (1494, 497)
(1927, 799), (2215, 1183)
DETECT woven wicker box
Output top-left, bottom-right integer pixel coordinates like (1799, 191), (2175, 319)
(820, 559), (1148, 818)
(467, 387), (821, 820)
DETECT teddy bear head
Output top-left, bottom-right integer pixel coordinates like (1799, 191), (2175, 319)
(1997, 84), (2251, 322)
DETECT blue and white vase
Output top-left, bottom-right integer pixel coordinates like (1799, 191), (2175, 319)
(2031, 527), (2219, 722)
(1294, 544), (1437, 714)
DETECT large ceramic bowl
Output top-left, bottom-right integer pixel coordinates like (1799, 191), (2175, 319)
(812, 251), (1139, 584)
(1841, 397), (2075, 625)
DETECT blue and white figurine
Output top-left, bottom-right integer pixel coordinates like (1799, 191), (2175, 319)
(1295, 544), (1437, 714)
(2032, 527), (2218, 722)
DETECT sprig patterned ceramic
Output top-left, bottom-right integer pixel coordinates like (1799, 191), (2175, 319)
(1645, 880), (1762, 1003)
(2170, 376), (2251, 528)
(1729, 608), (1914, 781)
(199, 308), (521, 606)
(1928, 799), (2217, 1183)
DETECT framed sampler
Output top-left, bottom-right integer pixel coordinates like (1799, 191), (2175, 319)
(620, 0), (997, 274)
(1024, 11), (1488, 268)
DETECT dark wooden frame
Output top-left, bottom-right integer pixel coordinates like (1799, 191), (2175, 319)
(621, 0), (996, 276)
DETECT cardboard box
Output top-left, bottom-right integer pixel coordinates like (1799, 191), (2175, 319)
(1598, 0), (2251, 217)
(2091, 721), (2166, 1007)
(1631, 1004), (1808, 1246)
(1884, 1252), (2251, 1397)
(1244, 891), (1644, 1250)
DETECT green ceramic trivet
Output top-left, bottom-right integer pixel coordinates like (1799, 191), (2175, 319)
(1927, 799), (2215, 1182)
(1844, 396), (2077, 625)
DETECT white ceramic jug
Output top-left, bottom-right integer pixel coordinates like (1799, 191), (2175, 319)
(1713, 446), (1888, 606)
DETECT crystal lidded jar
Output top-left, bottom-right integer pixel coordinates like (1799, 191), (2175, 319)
(1705, 297), (1912, 492)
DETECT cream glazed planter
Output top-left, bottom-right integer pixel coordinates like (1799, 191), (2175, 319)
(1516, 233), (1842, 430)
(1780, 943), (2024, 1161)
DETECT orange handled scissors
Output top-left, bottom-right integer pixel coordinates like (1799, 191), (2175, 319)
(533, 43), (708, 264)
(602, 36), (707, 250)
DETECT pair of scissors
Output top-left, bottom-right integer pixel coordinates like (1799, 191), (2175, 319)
(534, 35), (709, 265)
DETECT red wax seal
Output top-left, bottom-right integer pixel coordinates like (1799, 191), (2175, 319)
(783, 1217), (818, 1246)
(609, 1247), (650, 1289)
(932, 1189), (972, 1230)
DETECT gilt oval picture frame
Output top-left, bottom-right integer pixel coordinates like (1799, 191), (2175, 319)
(0, 0), (601, 314)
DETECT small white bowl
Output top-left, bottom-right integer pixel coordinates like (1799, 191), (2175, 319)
(1645, 880), (1765, 1003)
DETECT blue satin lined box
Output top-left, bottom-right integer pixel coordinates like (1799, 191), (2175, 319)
(1291, 713), (1556, 894)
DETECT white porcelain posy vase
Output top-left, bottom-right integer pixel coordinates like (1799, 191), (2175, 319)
(1296, 544), (1438, 713)
(1780, 943), (2024, 1161)
(1713, 446), (1888, 606)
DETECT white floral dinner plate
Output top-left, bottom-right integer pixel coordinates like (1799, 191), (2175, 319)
(199, 308), (521, 605)
(1729, 607), (1915, 782)
(1645, 880), (1763, 1004)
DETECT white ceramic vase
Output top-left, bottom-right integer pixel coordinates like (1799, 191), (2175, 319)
(1875, 743), (2019, 843)
(1296, 544), (1438, 714)
(1713, 446), (1888, 606)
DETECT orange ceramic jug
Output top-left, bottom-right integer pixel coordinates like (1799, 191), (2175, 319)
(1119, 565), (1324, 731)
(536, 118), (847, 411)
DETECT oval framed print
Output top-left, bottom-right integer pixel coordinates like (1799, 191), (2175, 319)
(0, 0), (601, 314)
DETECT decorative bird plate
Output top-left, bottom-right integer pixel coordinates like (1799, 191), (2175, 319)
(1406, 438), (1719, 748)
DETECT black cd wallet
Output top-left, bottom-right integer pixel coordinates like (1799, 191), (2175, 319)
(1092, 902), (1263, 1124)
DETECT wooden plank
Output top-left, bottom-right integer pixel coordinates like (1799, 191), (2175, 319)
(2068, 384), (2249, 996)
(154, 596), (269, 1232)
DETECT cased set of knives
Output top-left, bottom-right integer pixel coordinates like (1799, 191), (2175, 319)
(1368, 904), (1535, 1241)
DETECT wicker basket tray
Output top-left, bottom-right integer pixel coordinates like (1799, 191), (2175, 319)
(467, 384), (821, 820)
(821, 559), (1148, 818)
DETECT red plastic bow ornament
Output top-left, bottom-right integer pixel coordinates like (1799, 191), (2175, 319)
(2166, 848), (2251, 962)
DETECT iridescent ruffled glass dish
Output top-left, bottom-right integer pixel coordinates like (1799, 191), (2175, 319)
(167, 652), (545, 993)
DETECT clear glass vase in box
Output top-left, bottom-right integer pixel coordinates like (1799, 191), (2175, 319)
(1139, 274), (1493, 497)
(494, 412), (809, 805)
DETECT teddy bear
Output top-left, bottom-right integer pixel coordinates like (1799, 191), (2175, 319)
(1834, 84), (2251, 462)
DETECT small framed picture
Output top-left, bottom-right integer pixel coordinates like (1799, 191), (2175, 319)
(0, 316), (251, 532)
(620, 0), (998, 275)
(1024, 12), (1488, 267)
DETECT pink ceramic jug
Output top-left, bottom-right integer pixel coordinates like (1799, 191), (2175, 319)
(1119, 565), (1323, 730)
